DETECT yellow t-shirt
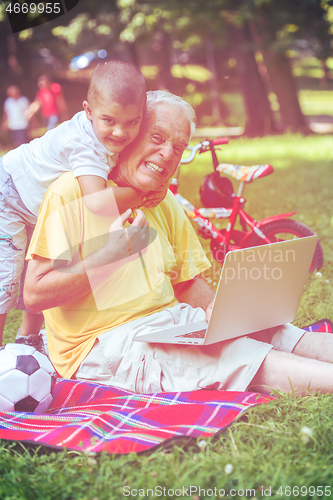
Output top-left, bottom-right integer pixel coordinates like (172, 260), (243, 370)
(27, 172), (211, 378)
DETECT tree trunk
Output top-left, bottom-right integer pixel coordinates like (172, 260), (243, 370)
(205, 33), (222, 124)
(0, 27), (10, 93)
(127, 42), (140, 68)
(320, 59), (329, 91)
(155, 31), (177, 93)
(228, 22), (278, 137)
(1, 33), (33, 98)
(262, 50), (310, 133)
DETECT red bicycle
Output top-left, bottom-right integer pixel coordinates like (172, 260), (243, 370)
(170, 138), (324, 272)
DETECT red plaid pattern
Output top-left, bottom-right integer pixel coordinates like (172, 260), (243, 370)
(0, 380), (270, 454)
(0, 319), (331, 454)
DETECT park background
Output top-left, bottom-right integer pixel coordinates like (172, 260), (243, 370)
(0, 1), (333, 499)
(2, 0), (333, 138)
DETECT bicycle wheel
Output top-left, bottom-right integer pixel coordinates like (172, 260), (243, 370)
(245, 219), (324, 272)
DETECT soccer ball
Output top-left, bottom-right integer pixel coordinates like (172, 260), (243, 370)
(0, 343), (57, 413)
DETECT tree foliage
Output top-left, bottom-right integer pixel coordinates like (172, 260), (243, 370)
(1, 0), (333, 134)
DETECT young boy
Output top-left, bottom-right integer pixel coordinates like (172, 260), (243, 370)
(26, 74), (68, 130)
(0, 61), (167, 351)
(1, 85), (30, 147)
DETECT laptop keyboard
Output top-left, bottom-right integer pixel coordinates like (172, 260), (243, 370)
(175, 328), (207, 339)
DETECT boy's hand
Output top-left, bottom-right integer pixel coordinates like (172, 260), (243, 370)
(142, 183), (169, 208)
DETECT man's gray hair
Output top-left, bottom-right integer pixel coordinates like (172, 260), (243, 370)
(146, 90), (196, 136)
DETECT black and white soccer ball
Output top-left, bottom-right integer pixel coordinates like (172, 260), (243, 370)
(0, 343), (57, 413)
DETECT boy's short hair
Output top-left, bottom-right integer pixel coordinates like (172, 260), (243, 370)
(87, 61), (146, 108)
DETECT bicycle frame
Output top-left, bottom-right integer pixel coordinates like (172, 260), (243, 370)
(170, 140), (297, 255)
(170, 137), (323, 272)
(172, 183), (296, 254)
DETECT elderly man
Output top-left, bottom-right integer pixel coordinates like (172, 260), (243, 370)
(25, 91), (333, 396)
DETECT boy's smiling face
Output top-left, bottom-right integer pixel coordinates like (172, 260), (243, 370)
(83, 100), (144, 154)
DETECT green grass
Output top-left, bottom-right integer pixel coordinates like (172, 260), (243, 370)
(2, 392), (333, 499)
(180, 133), (333, 326)
(1, 133), (333, 499)
(299, 90), (333, 116)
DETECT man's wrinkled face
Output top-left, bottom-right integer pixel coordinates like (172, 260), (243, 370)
(115, 103), (191, 193)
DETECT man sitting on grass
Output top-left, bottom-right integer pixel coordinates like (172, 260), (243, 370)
(24, 90), (333, 396)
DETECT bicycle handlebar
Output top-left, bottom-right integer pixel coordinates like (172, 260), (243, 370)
(212, 137), (229, 146)
(180, 137), (229, 164)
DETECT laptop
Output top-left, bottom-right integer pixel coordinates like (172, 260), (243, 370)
(133, 235), (318, 345)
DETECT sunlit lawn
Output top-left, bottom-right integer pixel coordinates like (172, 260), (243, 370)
(148, 62), (333, 127)
(299, 90), (333, 116)
(1, 132), (333, 499)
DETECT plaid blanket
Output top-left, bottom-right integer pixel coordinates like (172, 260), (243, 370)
(0, 381), (269, 454)
(301, 318), (332, 333)
(0, 319), (331, 455)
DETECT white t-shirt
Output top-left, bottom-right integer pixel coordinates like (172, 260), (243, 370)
(3, 112), (117, 216)
(4, 96), (30, 130)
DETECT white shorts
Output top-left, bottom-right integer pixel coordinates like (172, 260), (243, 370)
(75, 303), (306, 393)
(0, 157), (38, 314)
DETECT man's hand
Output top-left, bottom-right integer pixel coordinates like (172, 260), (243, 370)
(108, 208), (149, 259)
(173, 277), (215, 317)
(206, 301), (214, 321)
(24, 209), (151, 313)
(142, 183), (169, 208)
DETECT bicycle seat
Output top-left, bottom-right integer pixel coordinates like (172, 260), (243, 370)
(216, 163), (274, 182)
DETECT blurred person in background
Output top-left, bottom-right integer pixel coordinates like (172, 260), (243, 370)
(26, 74), (69, 130)
(1, 85), (30, 147)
